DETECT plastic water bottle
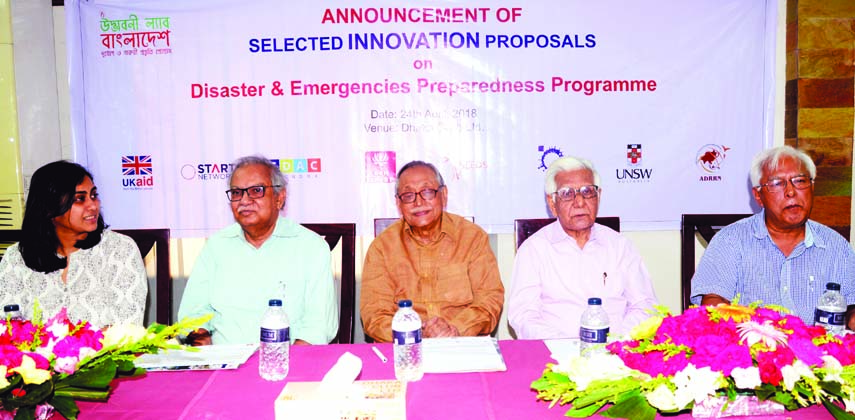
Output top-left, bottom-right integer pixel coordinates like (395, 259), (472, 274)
(259, 299), (290, 381)
(3, 304), (22, 321)
(815, 282), (846, 336)
(391, 299), (423, 382)
(580, 297), (610, 357)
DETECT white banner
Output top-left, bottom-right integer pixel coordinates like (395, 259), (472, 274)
(66, 0), (777, 236)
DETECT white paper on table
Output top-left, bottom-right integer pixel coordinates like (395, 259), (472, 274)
(135, 343), (258, 371)
(544, 339), (580, 363)
(421, 336), (506, 373)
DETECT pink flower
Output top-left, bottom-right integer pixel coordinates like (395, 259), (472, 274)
(691, 335), (752, 376)
(0, 345), (23, 371)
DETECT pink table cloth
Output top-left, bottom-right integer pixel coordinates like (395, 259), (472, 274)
(76, 339), (832, 419)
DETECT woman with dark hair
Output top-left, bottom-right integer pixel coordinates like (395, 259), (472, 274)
(0, 161), (147, 326)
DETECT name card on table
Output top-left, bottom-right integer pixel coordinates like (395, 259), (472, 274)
(275, 352), (406, 420)
(275, 380), (406, 420)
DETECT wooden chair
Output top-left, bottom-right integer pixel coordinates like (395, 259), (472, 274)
(302, 223), (356, 344)
(113, 229), (171, 325)
(514, 217), (621, 250)
(680, 214), (752, 311)
(0, 228), (172, 325)
(374, 216), (475, 237)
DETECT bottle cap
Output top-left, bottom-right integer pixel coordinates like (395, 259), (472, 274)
(268, 299), (283, 307)
(587, 297), (602, 305)
(3, 304), (19, 312)
(827, 282), (841, 291)
(397, 299), (413, 308)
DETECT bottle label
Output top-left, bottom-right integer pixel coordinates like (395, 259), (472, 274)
(393, 329), (422, 345)
(260, 327), (290, 343)
(580, 327), (609, 343)
(814, 309), (845, 326)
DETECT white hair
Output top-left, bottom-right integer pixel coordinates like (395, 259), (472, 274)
(544, 156), (600, 194)
(749, 146), (816, 187)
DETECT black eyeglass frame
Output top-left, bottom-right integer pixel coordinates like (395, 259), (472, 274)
(225, 185), (281, 202)
(396, 186), (445, 204)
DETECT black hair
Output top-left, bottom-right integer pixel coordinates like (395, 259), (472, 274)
(19, 161), (107, 273)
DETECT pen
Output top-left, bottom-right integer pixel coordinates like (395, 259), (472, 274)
(372, 346), (388, 363)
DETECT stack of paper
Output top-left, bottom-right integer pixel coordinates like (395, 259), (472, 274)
(135, 343), (258, 371)
(421, 336), (506, 373)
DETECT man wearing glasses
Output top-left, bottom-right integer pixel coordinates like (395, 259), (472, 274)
(508, 156), (657, 339)
(361, 160), (504, 342)
(691, 146), (855, 327)
(178, 155), (337, 345)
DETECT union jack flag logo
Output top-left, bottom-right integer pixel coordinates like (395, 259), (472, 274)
(122, 156), (153, 175)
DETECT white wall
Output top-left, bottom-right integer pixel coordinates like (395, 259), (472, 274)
(13, 1), (791, 339)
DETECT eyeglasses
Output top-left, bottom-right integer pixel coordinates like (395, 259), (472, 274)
(225, 185), (280, 202)
(552, 185), (599, 202)
(758, 176), (812, 193)
(396, 186), (444, 204)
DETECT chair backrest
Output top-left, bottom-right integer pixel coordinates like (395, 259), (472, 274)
(0, 228), (172, 325)
(301, 223), (356, 344)
(114, 229), (171, 325)
(374, 216), (475, 237)
(514, 217), (621, 250)
(680, 214), (751, 311)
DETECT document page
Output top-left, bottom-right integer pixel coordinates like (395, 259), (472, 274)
(135, 343), (258, 371)
(421, 336), (507, 373)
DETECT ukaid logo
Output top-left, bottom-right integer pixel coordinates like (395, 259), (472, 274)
(696, 144), (730, 182)
(365, 151), (396, 183)
(615, 144), (652, 183)
(122, 155), (154, 190)
(98, 11), (172, 59)
(180, 163), (235, 181)
(278, 158), (322, 179)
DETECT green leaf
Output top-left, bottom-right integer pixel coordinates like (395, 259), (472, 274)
(564, 401), (606, 417)
(55, 359), (116, 390)
(53, 386), (111, 401)
(3, 382), (55, 410)
(821, 381), (843, 396)
(822, 398), (855, 420)
(13, 405), (34, 420)
(49, 395), (80, 420)
(600, 394), (656, 420)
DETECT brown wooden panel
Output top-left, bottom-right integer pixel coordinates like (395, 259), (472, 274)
(812, 195), (852, 227)
(786, 50), (799, 81)
(798, 108), (854, 138)
(799, 78), (854, 108)
(799, 0), (855, 19)
(786, 21), (798, 52)
(799, 18), (855, 49)
(813, 166), (853, 196)
(786, 79), (799, 109)
(798, 49), (855, 79)
(785, 108), (798, 139)
(797, 137), (853, 166)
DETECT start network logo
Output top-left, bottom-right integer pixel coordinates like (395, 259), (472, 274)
(181, 158), (322, 182)
(121, 155), (154, 190)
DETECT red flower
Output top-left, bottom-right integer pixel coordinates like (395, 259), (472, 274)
(10, 388), (26, 398)
(756, 347), (795, 386)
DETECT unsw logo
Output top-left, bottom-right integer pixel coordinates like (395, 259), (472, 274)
(121, 155), (154, 190)
(615, 144), (652, 183)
